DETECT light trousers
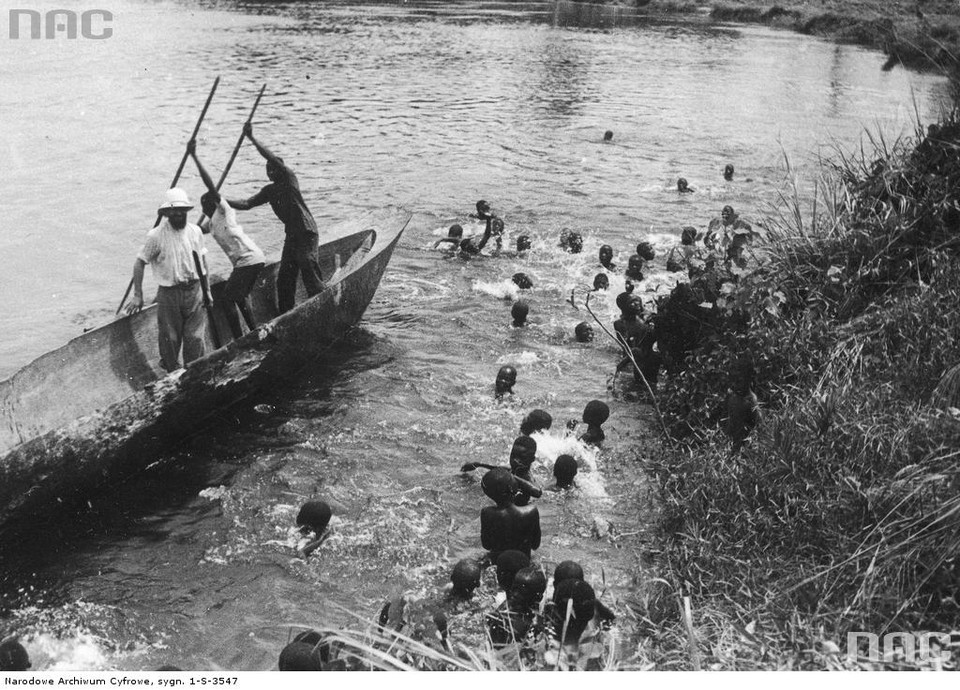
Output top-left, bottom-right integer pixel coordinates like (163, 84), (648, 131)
(156, 283), (207, 372)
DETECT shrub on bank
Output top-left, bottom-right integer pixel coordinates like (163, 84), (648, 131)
(645, 109), (960, 665)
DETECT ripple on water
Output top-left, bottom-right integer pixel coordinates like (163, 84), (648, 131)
(496, 350), (540, 366)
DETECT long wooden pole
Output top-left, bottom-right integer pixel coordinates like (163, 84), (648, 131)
(196, 83), (267, 226)
(157, 75), (221, 227)
(218, 83), (266, 190)
(193, 250), (222, 350)
(116, 76), (221, 315)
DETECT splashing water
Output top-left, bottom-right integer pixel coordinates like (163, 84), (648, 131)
(472, 278), (523, 301)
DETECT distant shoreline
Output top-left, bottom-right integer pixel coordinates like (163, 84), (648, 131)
(636, 0), (960, 73)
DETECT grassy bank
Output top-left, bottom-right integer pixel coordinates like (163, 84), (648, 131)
(636, 98), (960, 668)
(638, 0), (960, 73)
(619, 0), (960, 669)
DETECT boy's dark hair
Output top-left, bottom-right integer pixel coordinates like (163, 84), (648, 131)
(200, 191), (221, 210)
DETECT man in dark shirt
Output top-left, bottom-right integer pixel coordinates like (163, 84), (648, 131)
(230, 123), (324, 313)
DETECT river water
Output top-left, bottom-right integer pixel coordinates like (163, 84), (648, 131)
(0, 0), (950, 671)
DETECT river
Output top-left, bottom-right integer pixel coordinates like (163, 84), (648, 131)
(0, 0), (950, 671)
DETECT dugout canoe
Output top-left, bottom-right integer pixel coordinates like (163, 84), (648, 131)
(0, 206), (410, 533)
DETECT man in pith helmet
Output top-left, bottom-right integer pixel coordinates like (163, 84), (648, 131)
(125, 187), (208, 371)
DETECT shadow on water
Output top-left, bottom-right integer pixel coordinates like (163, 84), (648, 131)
(0, 328), (390, 612)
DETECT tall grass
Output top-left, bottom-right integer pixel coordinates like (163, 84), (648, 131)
(643, 108), (960, 668)
(278, 600), (652, 671)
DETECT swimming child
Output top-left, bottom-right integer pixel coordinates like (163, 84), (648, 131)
(580, 400), (610, 446)
(474, 200), (492, 220)
(296, 500), (333, 557)
(511, 300), (529, 327)
(617, 345), (661, 393)
(451, 559), (483, 599)
(480, 468), (542, 560)
(553, 454), (578, 489)
(550, 579), (597, 645)
(509, 435), (539, 505)
(625, 254), (644, 282)
(297, 500), (331, 534)
(520, 409), (552, 436)
(553, 560), (584, 586)
(559, 229), (584, 254)
(433, 224), (464, 250)
(598, 244), (616, 270)
(614, 294), (647, 349)
(512, 272), (533, 290)
(615, 284), (635, 316)
(510, 565), (548, 610)
(472, 200), (505, 254)
(636, 241), (655, 262)
(574, 322), (594, 343)
(549, 563), (617, 628)
(495, 365), (517, 398)
(0, 640), (30, 671)
(496, 550), (531, 591)
(459, 237), (481, 257)
(509, 435), (537, 476)
(278, 641), (324, 671)
(478, 217), (505, 254)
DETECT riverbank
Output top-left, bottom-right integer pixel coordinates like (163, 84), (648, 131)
(635, 88), (960, 669)
(628, 0), (960, 671)
(640, 0), (960, 73)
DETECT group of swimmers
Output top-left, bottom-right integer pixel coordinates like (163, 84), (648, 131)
(277, 174), (759, 669)
(0, 166), (759, 672)
(274, 203), (645, 668)
(277, 397), (618, 670)
(469, 171), (758, 433)
(677, 162), (738, 194)
(434, 200), (511, 258)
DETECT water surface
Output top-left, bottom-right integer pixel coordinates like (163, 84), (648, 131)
(0, 0), (949, 670)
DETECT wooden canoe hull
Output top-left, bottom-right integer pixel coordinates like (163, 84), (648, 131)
(0, 207), (410, 532)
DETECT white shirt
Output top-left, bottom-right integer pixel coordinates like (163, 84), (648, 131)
(137, 219), (206, 287)
(206, 199), (265, 268)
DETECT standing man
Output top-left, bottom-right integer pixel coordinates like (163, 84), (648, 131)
(229, 123), (323, 313)
(187, 140), (266, 340)
(125, 187), (209, 372)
